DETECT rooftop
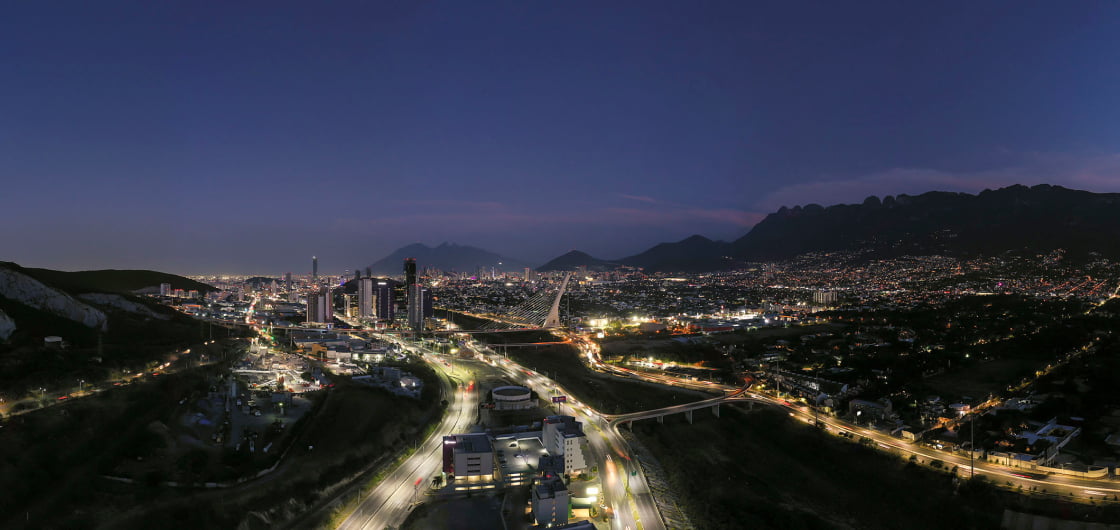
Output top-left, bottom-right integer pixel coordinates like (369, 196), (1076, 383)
(446, 433), (492, 453)
(493, 385), (531, 397)
(534, 475), (567, 499)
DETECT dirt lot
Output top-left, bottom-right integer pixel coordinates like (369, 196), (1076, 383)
(925, 357), (1041, 399)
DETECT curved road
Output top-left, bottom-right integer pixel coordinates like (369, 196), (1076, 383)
(337, 351), (478, 530)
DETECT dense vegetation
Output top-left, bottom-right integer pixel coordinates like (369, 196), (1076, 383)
(19, 265), (216, 294)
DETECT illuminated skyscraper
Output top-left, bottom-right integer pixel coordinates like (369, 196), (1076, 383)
(422, 287), (434, 318)
(404, 258), (417, 286)
(403, 256), (421, 331)
(408, 283), (424, 331)
(375, 280), (395, 321)
(306, 286), (333, 324)
(312, 256), (319, 280)
(358, 278), (373, 318)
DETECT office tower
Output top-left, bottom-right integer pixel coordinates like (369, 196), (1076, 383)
(407, 283), (424, 331)
(358, 278), (373, 318)
(306, 286), (333, 324)
(312, 256), (318, 279)
(422, 287), (434, 318)
(159, 283), (171, 296)
(375, 280), (395, 321)
(404, 258), (417, 286)
(355, 269), (361, 281)
(285, 272), (292, 291)
(524, 267), (531, 282)
(365, 267), (372, 277)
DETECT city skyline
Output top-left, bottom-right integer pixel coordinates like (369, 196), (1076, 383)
(4, 2), (1120, 274)
(6, 4), (1120, 527)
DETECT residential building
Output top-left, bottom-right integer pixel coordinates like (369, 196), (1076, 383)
(306, 286), (333, 324)
(358, 278), (373, 318)
(542, 415), (588, 474)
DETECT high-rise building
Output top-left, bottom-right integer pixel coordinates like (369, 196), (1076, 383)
(404, 258), (417, 286)
(422, 287), (434, 318)
(358, 278), (374, 318)
(375, 280), (395, 321)
(354, 269), (361, 281)
(159, 283), (172, 296)
(306, 291), (321, 324)
(407, 283), (425, 331)
(312, 256), (319, 280)
(813, 290), (839, 306)
(285, 272), (292, 291)
(306, 286), (333, 324)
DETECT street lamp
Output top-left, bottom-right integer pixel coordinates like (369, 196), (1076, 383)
(79, 379), (85, 394)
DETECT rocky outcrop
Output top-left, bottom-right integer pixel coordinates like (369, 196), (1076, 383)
(78, 293), (170, 320)
(0, 269), (108, 330)
(0, 309), (15, 340)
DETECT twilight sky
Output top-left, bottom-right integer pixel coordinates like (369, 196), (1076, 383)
(3, 1), (1120, 274)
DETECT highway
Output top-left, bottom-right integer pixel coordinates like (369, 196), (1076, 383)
(225, 304), (1120, 515)
(564, 329), (1120, 501)
(334, 329), (660, 530)
(776, 398), (1120, 502)
(337, 347), (479, 530)
(475, 344), (665, 530)
(595, 364), (1120, 504)
(330, 322), (1120, 530)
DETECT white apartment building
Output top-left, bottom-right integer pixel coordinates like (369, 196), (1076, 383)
(542, 415), (588, 474)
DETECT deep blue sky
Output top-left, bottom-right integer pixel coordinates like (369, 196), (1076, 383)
(3, 1), (1120, 274)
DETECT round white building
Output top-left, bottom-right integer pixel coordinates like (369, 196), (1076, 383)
(492, 385), (533, 410)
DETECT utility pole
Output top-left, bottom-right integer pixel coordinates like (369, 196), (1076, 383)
(775, 361), (781, 398)
(970, 414), (975, 480)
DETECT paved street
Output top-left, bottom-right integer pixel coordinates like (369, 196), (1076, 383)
(337, 345), (478, 530)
